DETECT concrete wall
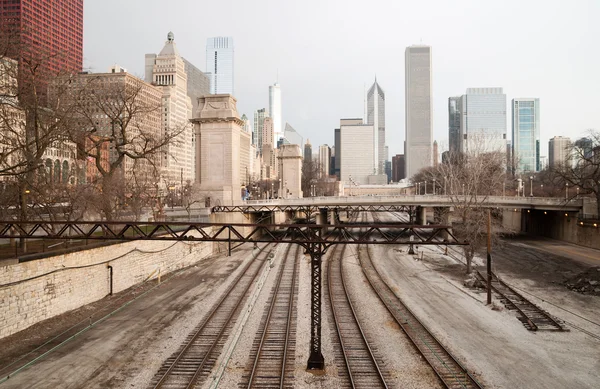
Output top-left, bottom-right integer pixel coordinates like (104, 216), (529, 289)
(521, 210), (600, 250)
(0, 240), (212, 339)
(502, 209), (522, 232)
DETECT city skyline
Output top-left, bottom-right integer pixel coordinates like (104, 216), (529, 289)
(80, 0), (599, 160)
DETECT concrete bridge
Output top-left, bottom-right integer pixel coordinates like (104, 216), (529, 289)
(220, 195), (586, 212)
(211, 194), (599, 251)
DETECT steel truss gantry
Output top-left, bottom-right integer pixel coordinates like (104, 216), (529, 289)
(0, 220), (466, 370)
(212, 204), (415, 215)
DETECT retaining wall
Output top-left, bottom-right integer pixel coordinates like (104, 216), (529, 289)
(0, 240), (213, 339)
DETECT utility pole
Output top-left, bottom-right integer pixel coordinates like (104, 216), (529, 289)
(487, 209), (492, 305)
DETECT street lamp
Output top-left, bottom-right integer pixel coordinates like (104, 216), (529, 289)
(576, 187), (579, 197)
(529, 176), (533, 197)
(417, 182), (420, 195)
(462, 183), (465, 196)
(424, 181), (427, 195)
(566, 183), (569, 199)
(444, 177), (447, 195)
(433, 178), (436, 195)
(540, 184), (543, 196)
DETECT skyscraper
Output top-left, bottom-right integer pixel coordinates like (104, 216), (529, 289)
(304, 139), (312, 164)
(319, 145), (331, 178)
(206, 37), (234, 94)
(339, 119), (374, 185)
(461, 88), (507, 154)
(405, 45), (432, 179)
(181, 58), (211, 114)
(262, 117), (274, 148)
(512, 98), (540, 172)
(549, 136), (571, 168)
(253, 108), (268, 150)
(269, 82), (282, 141)
(0, 0), (84, 74)
(145, 32), (194, 185)
(391, 154), (406, 182)
(448, 96), (461, 154)
(367, 78), (385, 174)
(283, 122), (303, 148)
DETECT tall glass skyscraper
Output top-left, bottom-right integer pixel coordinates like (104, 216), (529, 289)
(206, 37), (234, 94)
(367, 78), (385, 175)
(269, 82), (282, 141)
(448, 96), (461, 154)
(462, 88), (507, 154)
(512, 98), (540, 172)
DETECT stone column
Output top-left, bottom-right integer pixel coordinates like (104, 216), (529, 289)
(417, 206), (427, 225)
(277, 144), (303, 199)
(191, 94), (250, 206)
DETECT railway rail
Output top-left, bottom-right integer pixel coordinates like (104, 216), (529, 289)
(243, 244), (300, 388)
(362, 212), (484, 389)
(327, 244), (389, 389)
(389, 210), (567, 332)
(474, 270), (567, 331)
(149, 245), (274, 389)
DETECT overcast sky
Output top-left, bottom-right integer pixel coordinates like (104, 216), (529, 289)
(83, 0), (599, 158)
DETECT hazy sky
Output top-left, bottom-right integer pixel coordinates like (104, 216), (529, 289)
(84, 0), (599, 158)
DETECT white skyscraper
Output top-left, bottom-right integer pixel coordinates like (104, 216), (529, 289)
(339, 119), (374, 185)
(145, 32), (194, 186)
(367, 78), (385, 175)
(269, 82), (282, 141)
(405, 45), (432, 179)
(461, 88), (507, 154)
(206, 37), (234, 94)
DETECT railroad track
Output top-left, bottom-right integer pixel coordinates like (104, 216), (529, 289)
(149, 244), (274, 389)
(362, 212), (483, 389)
(474, 270), (567, 331)
(390, 211), (567, 332)
(242, 244), (300, 388)
(327, 243), (389, 389)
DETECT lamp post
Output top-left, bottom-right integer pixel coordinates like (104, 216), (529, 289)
(503, 181), (506, 198)
(529, 176), (533, 197)
(433, 178), (436, 195)
(576, 187), (579, 197)
(424, 181), (427, 195)
(566, 183), (569, 199)
(462, 183), (465, 196)
(444, 177), (447, 195)
(417, 182), (420, 195)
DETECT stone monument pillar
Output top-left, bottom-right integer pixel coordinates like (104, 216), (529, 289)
(192, 95), (251, 206)
(277, 144), (303, 199)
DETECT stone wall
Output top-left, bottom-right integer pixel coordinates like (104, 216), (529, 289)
(0, 240), (213, 339)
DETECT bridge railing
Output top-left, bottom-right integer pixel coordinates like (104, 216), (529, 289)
(243, 195), (583, 207)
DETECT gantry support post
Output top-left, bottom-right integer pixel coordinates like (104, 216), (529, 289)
(307, 237), (325, 370)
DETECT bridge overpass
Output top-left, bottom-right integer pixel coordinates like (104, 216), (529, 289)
(214, 195), (585, 213)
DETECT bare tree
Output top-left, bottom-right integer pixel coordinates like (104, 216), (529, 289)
(551, 131), (600, 216)
(414, 139), (508, 273)
(53, 72), (183, 220)
(0, 32), (81, 226)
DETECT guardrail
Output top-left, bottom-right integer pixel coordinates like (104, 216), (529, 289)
(243, 195), (584, 208)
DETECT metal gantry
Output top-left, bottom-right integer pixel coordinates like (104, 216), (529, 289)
(0, 220), (466, 370)
(212, 204), (415, 215)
